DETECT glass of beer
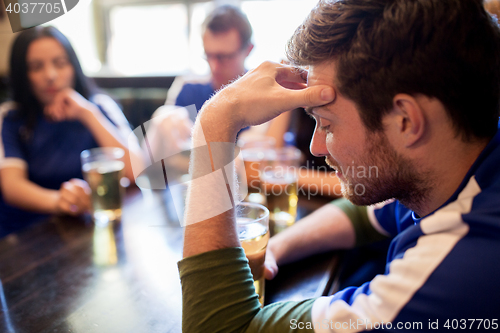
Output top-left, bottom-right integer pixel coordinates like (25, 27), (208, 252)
(260, 147), (302, 236)
(236, 202), (270, 307)
(93, 223), (118, 266)
(237, 136), (276, 205)
(81, 147), (125, 226)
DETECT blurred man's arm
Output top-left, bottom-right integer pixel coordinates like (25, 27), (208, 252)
(165, 75), (188, 106)
(265, 199), (390, 279)
(266, 202), (355, 278)
(265, 111), (292, 147)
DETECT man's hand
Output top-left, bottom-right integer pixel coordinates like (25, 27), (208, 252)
(56, 179), (91, 216)
(183, 61), (335, 258)
(149, 106), (194, 157)
(44, 88), (97, 123)
(199, 61), (335, 135)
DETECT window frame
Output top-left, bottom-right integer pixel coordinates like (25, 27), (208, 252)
(97, 0), (234, 75)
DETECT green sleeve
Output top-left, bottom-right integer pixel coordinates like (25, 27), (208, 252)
(178, 247), (316, 333)
(331, 198), (389, 246)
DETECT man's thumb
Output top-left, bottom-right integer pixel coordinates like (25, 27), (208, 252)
(295, 85), (335, 107)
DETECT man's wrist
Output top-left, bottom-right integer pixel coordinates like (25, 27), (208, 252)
(197, 97), (241, 143)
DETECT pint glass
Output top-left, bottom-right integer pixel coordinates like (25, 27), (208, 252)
(237, 202), (270, 307)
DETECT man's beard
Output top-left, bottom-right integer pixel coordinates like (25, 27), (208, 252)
(326, 131), (432, 211)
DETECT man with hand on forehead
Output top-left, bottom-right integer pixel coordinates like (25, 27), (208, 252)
(179, 0), (500, 331)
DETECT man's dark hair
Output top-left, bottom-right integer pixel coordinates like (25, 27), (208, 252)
(9, 26), (97, 132)
(287, 0), (500, 141)
(203, 5), (252, 49)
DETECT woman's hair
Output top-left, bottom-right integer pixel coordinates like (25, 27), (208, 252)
(8, 26), (97, 129)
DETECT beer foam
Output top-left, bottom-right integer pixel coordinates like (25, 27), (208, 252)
(261, 171), (297, 184)
(83, 160), (125, 174)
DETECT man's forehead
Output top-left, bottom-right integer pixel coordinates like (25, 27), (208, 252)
(306, 62), (338, 87)
(203, 28), (241, 51)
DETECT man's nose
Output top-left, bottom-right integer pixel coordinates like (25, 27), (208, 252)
(310, 126), (329, 157)
(208, 58), (222, 73)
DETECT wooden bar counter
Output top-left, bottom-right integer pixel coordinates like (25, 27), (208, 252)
(0, 188), (338, 332)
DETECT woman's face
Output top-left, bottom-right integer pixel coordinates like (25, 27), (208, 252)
(26, 37), (75, 106)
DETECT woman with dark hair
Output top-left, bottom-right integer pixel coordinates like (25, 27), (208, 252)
(0, 26), (142, 237)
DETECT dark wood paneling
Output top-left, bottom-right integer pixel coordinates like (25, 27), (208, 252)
(92, 76), (176, 89)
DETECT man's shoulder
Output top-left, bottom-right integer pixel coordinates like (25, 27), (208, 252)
(176, 74), (212, 87)
(472, 132), (500, 191)
(177, 75), (214, 95)
(165, 74), (213, 106)
(457, 134), (500, 224)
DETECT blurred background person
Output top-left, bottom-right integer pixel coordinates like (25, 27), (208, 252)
(147, 5), (253, 177)
(165, 4), (253, 116)
(0, 26), (141, 238)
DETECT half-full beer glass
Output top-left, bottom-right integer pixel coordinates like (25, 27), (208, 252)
(81, 147), (125, 226)
(93, 223), (118, 266)
(238, 136), (276, 205)
(260, 147), (302, 235)
(236, 202), (269, 307)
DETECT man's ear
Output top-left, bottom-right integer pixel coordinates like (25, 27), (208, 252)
(244, 43), (254, 57)
(391, 94), (426, 147)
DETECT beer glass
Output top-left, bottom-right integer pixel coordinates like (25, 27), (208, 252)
(236, 202), (270, 307)
(81, 147), (125, 226)
(260, 147), (302, 235)
(93, 223), (118, 266)
(237, 136), (276, 205)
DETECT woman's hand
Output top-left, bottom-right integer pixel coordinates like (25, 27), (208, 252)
(55, 178), (91, 216)
(44, 88), (97, 123)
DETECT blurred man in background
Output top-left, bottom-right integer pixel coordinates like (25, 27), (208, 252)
(145, 5), (253, 166)
(165, 4), (253, 115)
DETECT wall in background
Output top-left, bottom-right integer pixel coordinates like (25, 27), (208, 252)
(0, 15), (18, 77)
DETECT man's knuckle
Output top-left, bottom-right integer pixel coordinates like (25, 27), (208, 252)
(258, 61), (278, 71)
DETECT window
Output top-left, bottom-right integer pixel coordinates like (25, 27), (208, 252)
(108, 3), (190, 76)
(46, 0), (318, 76)
(104, 0), (318, 76)
(189, 2), (215, 75)
(42, 1), (101, 75)
(242, 0), (318, 68)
